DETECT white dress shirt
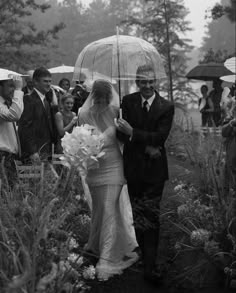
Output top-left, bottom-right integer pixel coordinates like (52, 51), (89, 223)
(141, 93), (155, 111)
(34, 88), (46, 106)
(0, 90), (24, 154)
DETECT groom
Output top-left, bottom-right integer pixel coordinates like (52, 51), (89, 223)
(116, 64), (174, 284)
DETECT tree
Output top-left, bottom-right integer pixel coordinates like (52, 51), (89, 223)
(201, 0), (235, 59)
(120, 0), (193, 102)
(199, 48), (233, 64)
(211, 0), (236, 22)
(0, 0), (64, 72)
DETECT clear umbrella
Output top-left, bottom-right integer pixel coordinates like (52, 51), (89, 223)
(73, 34), (166, 102)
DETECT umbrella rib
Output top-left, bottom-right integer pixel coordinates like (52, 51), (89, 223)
(91, 45), (100, 80)
(77, 51), (87, 81)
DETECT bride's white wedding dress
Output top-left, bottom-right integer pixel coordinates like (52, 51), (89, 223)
(79, 105), (138, 281)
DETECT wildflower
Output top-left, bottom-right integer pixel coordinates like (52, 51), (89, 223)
(75, 195), (81, 201)
(68, 237), (79, 250)
(190, 229), (210, 246)
(82, 265), (96, 280)
(204, 240), (220, 255)
(58, 260), (71, 273)
(174, 184), (185, 192)
(68, 253), (84, 266)
(174, 242), (182, 250)
(78, 214), (91, 225)
(177, 204), (189, 217)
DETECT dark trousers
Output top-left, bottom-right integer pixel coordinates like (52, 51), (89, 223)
(127, 179), (165, 273)
(0, 150), (18, 187)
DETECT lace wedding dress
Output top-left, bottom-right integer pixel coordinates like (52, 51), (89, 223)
(79, 105), (138, 281)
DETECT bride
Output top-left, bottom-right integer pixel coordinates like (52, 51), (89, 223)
(78, 79), (138, 281)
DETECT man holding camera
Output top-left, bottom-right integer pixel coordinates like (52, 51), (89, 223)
(0, 72), (23, 185)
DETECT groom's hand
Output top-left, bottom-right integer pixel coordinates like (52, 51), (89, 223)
(145, 146), (161, 159)
(116, 118), (133, 137)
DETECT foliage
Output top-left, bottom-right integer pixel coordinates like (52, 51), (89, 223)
(199, 48), (233, 64)
(163, 129), (236, 289)
(201, 0), (235, 58)
(0, 0), (64, 72)
(120, 0), (193, 99)
(0, 163), (94, 293)
(211, 0), (236, 22)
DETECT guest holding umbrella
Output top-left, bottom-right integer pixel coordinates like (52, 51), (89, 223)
(208, 79), (223, 126)
(199, 84), (214, 126)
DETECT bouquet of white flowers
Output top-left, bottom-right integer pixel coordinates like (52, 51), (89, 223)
(60, 124), (105, 174)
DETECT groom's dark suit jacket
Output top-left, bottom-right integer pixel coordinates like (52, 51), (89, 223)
(18, 89), (56, 160)
(118, 91), (174, 184)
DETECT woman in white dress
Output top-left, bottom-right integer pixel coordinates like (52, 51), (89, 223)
(78, 79), (138, 281)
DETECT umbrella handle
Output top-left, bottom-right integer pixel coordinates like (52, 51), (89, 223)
(119, 108), (122, 119)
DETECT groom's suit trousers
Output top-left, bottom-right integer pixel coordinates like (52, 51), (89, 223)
(127, 180), (165, 273)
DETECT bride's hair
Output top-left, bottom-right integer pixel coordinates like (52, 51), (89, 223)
(90, 79), (113, 105)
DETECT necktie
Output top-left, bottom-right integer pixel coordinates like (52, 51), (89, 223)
(5, 100), (22, 158)
(143, 100), (149, 113)
(43, 98), (51, 118)
(43, 98), (53, 133)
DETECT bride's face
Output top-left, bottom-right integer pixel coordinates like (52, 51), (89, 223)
(93, 92), (110, 105)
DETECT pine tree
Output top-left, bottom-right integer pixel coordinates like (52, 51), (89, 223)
(0, 0), (64, 71)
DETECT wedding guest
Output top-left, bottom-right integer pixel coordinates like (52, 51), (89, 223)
(222, 94), (236, 195)
(0, 74), (23, 185)
(18, 67), (56, 163)
(58, 78), (70, 93)
(208, 79), (223, 126)
(54, 93), (78, 153)
(72, 80), (89, 114)
(199, 85), (214, 126)
(22, 70), (34, 95)
(116, 64), (174, 286)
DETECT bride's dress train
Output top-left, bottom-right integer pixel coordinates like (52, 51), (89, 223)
(85, 184), (138, 281)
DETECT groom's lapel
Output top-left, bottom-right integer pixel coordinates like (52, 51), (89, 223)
(133, 94), (143, 126)
(148, 92), (162, 123)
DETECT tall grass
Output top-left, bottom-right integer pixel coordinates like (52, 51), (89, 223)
(162, 118), (236, 289)
(0, 163), (91, 293)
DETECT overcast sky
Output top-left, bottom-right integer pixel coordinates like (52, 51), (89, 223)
(183, 0), (218, 47)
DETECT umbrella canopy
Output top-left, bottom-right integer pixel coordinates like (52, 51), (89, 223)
(77, 68), (117, 85)
(0, 68), (25, 81)
(220, 75), (236, 83)
(224, 57), (236, 73)
(186, 62), (233, 81)
(48, 65), (74, 74)
(73, 35), (166, 82)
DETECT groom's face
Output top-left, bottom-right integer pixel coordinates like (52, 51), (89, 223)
(136, 70), (157, 99)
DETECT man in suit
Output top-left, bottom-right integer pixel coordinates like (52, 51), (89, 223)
(18, 67), (56, 163)
(116, 64), (174, 285)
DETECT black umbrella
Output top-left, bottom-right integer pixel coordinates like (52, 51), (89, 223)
(186, 62), (233, 81)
